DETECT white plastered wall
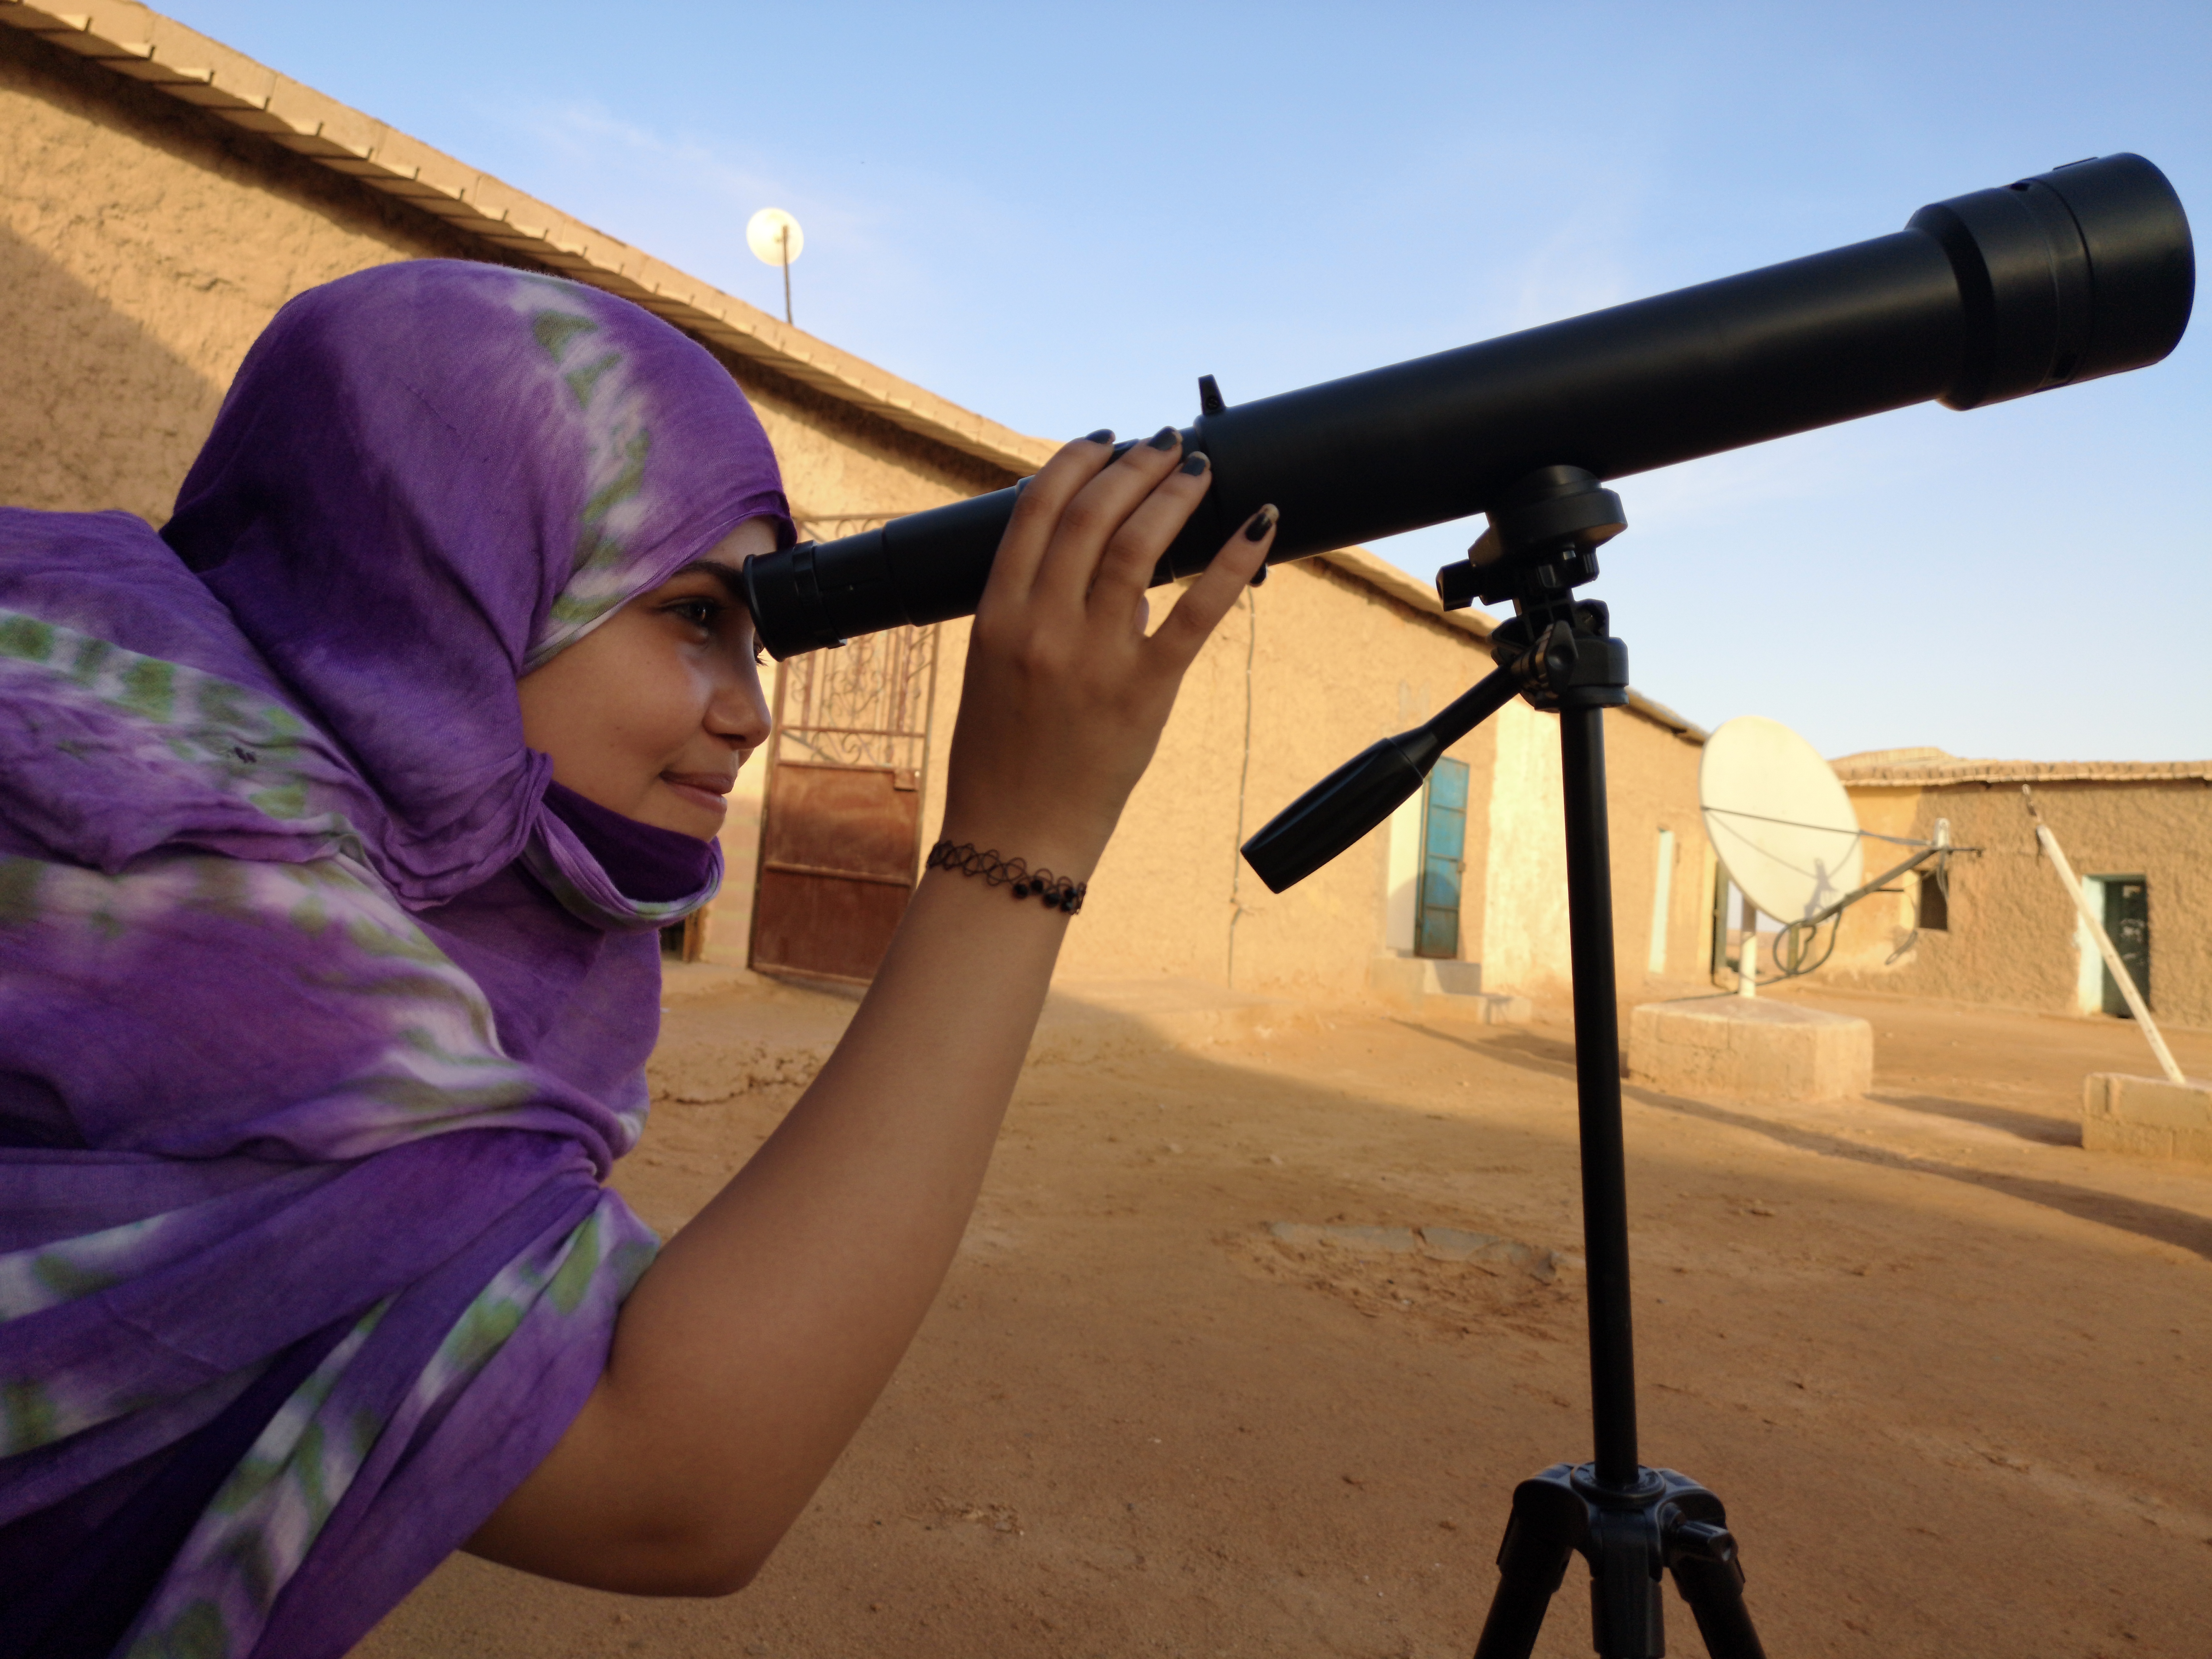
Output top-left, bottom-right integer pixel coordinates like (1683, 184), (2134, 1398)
(1479, 699), (1572, 992)
(1383, 791), (1423, 954)
(1647, 827), (1677, 974)
(2075, 877), (2106, 1014)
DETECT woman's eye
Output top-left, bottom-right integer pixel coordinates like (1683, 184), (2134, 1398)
(667, 598), (720, 628)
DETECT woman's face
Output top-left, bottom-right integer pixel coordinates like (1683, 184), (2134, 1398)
(517, 517), (779, 839)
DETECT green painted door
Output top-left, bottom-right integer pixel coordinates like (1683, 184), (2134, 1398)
(2100, 877), (2150, 1017)
(1416, 758), (1468, 959)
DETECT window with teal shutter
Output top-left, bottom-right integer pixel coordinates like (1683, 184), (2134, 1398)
(1416, 757), (1468, 959)
(2095, 876), (2151, 1017)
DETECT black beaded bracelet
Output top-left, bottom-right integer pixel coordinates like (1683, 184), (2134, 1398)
(926, 841), (1087, 915)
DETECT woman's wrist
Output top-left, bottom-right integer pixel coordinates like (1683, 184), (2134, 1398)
(924, 841), (1087, 914)
(932, 808), (1109, 886)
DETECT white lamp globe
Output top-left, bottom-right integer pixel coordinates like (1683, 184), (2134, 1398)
(746, 208), (803, 266)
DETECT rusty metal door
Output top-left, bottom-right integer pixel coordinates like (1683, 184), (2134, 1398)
(750, 625), (939, 986)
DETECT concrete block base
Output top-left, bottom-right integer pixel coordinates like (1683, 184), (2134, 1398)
(1368, 954), (1481, 1001)
(2083, 1072), (2212, 1163)
(1627, 998), (1873, 1102)
(1368, 955), (1530, 1024)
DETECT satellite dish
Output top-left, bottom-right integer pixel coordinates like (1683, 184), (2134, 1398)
(746, 208), (804, 266)
(1699, 716), (1863, 922)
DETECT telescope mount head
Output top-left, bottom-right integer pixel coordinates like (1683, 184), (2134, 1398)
(1436, 465), (1626, 615)
(1434, 466), (1631, 715)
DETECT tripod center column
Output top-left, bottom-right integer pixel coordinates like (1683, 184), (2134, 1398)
(1557, 673), (1641, 1487)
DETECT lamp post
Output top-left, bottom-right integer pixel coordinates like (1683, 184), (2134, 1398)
(746, 207), (804, 326)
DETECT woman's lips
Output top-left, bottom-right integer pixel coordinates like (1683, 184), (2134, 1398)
(660, 775), (732, 815)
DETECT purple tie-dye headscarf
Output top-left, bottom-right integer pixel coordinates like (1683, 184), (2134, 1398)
(0, 260), (789, 1657)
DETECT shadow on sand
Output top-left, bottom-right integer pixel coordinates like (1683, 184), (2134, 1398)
(1869, 1091), (2082, 1148)
(1400, 1019), (2212, 1267)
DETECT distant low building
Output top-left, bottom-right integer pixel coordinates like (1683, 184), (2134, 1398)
(1821, 750), (2212, 1028)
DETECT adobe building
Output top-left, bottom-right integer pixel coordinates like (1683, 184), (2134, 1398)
(1818, 751), (2212, 1030)
(2, 0), (1723, 1014)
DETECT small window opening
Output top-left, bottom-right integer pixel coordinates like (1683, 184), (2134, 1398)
(2092, 876), (2151, 1019)
(1916, 869), (1948, 933)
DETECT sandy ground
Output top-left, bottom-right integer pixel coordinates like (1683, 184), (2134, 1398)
(358, 976), (2212, 1659)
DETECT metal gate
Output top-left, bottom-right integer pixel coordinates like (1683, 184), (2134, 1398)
(749, 624), (940, 986)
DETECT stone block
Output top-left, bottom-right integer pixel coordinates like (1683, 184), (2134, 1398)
(2082, 1073), (2212, 1164)
(1627, 999), (1873, 1103)
(1367, 955), (1529, 1024)
(1427, 960), (1485, 997)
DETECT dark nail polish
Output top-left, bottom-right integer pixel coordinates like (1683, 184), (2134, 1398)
(1147, 424), (1181, 451)
(1179, 451), (1210, 476)
(1249, 561), (1269, 586)
(1243, 506), (1277, 542)
(1084, 428), (1114, 445)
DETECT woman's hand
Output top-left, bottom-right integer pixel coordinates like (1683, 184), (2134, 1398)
(939, 427), (1277, 876)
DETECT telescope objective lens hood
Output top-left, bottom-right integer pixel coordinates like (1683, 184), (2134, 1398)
(1909, 154), (2195, 408)
(744, 153), (2191, 659)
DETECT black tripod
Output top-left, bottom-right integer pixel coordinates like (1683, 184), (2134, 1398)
(1242, 466), (1765, 1659)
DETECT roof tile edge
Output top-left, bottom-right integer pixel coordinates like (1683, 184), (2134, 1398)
(1835, 759), (2212, 787)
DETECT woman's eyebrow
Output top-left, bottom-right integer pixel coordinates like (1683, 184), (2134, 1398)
(668, 560), (749, 605)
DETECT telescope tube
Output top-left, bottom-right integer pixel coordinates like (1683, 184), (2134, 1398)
(745, 153), (2191, 658)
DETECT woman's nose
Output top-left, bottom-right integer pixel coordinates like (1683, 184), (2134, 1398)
(708, 654), (773, 750)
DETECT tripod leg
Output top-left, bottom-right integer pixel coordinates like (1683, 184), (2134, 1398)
(1667, 1520), (1767, 1659)
(1586, 1503), (1666, 1659)
(1471, 1475), (1583, 1659)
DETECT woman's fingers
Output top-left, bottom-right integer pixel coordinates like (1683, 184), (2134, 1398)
(1028, 427), (1194, 613)
(980, 431), (1117, 610)
(1086, 448), (1217, 621)
(1147, 506), (1277, 669)
(986, 426), (1270, 669)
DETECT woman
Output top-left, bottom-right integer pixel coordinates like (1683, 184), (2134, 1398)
(0, 259), (1272, 1656)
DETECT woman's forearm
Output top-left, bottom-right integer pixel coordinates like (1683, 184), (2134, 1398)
(467, 866), (1072, 1591)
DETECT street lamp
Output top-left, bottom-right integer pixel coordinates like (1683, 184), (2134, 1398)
(745, 206), (804, 326)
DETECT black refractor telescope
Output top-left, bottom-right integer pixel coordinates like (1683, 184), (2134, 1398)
(744, 155), (2193, 1658)
(744, 153), (2192, 660)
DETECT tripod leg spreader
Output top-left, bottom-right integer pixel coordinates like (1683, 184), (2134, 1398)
(1473, 1464), (1766, 1659)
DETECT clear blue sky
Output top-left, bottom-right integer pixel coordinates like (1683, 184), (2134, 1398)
(168, 1), (2211, 761)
